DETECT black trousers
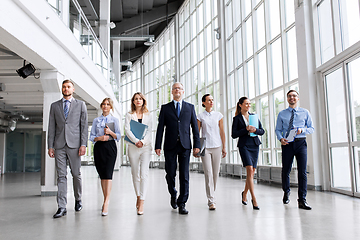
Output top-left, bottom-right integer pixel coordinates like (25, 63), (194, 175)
(281, 139), (308, 201)
(164, 141), (191, 207)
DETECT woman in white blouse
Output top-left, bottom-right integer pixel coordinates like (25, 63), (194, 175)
(89, 98), (121, 216)
(125, 92), (152, 215)
(197, 94), (227, 210)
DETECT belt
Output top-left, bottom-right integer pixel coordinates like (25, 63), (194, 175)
(294, 137), (306, 142)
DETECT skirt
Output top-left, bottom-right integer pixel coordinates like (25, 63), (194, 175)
(239, 138), (259, 168)
(94, 140), (117, 179)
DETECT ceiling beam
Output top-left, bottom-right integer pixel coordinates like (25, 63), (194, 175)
(111, 1), (179, 35)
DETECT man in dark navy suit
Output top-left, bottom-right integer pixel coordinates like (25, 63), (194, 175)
(155, 82), (200, 214)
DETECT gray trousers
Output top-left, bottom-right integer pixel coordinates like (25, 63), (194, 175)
(200, 147), (222, 206)
(55, 145), (82, 208)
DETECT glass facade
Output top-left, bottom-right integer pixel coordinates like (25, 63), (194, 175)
(225, 0), (297, 165)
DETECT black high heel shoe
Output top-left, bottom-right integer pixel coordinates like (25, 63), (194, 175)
(251, 200), (260, 210)
(241, 191), (247, 205)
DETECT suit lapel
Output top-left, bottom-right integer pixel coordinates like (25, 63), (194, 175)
(179, 101), (186, 118)
(58, 100), (65, 119)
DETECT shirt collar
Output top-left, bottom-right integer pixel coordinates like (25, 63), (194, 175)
(173, 99), (183, 105)
(203, 110), (212, 116)
(287, 106), (299, 112)
(62, 97), (73, 102)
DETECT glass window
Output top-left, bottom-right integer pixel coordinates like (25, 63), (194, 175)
(260, 96), (270, 149)
(270, 38), (283, 88)
(338, 0), (360, 50)
(233, 0), (241, 29)
(235, 29), (243, 67)
(226, 1), (233, 39)
(236, 67), (244, 101)
(255, 3), (265, 51)
(286, 27), (298, 81)
(257, 49), (268, 94)
(347, 57), (360, 142)
(330, 147), (351, 191)
(228, 74), (235, 109)
(325, 67), (348, 143)
(198, 3), (204, 32)
(205, 0), (212, 25)
(273, 90), (284, 149)
(268, 0), (280, 41)
(244, 16), (253, 59)
(199, 31), (204, 60)
(242, 0), (252, 20)
(317, 0), (335, 64)
(192, 39), (197, 66)
(227, 37), (234, 74)
(191, 12), (197, 40)
(247, 59), (255, 99)
(206, 25), (212, 56)
(284, 0), (295, 28)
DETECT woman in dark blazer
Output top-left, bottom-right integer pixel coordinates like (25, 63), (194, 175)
(231, 97), (264, 210)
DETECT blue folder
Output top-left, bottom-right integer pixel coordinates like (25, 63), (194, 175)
(249, 114), (258, 137)
(125, 119), (148, 145)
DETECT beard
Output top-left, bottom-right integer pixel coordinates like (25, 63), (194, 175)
(62, 92), (72, 97)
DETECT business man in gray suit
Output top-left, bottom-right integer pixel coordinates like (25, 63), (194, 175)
(48, 79), (88, 218)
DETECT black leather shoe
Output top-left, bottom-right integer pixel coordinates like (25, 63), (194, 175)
(178, 205), (188, 214)
(170, 197), (178, 209)
(53, 208), (67, 218)
(283, 192), (290, 204)
(298, 200), (312, 210)
(75, 200), (82, 212)
(241, 191), (247, 205)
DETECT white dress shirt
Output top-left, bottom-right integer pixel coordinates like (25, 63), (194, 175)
(197, 111), (223, 148)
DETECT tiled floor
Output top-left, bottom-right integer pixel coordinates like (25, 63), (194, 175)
(1, 166), (360, 240)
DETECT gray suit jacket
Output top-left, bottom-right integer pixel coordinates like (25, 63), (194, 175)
(48, 98), (88, 149)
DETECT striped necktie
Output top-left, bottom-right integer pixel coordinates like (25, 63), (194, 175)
(64, 100), (70, 119)
(285, 109), (295, 138)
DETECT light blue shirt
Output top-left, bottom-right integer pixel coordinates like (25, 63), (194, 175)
(275, 107), (314, 141)
(89, 114), (121, 143)
(173, 99), (182, 111)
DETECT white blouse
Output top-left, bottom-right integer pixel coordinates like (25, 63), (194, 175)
(197, 111), (223, 148)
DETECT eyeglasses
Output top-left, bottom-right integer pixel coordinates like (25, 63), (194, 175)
(172, 87), (183, 90)
(287, 94), (298, 98)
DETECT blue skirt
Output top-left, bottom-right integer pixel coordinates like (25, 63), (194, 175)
(238, 138), (259, 168)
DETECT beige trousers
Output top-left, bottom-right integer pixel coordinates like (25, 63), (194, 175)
(201, 146), (222, 206)
(128, 144), (151, 200)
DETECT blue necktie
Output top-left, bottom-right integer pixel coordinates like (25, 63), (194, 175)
(176, 101), (180, 117)
(285, 109), (295, 138)
(64, 100), (70, 119)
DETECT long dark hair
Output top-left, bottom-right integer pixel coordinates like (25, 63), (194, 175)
(235, 97), (248, 116)
(201, 94), (211, 108)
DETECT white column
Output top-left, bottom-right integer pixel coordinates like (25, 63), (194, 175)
(0, 133), (6, 174)
(99, 0), (111, 54)
(40, 71), (63, 195)
(113, 39), (121, 101)
(295, 1), (325, 190)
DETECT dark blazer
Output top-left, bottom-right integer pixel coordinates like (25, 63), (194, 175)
(155, 100), (200, 151)
(231, 113), (265, 148)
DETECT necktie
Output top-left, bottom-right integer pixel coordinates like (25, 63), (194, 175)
(285, 109), (295, 138)
(64, 100), (70, 119)
(176, 101), (180, 117)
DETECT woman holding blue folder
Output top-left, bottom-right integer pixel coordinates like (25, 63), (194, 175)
(231, 97), (264, 210)
(89, 98), (121, 216)
(125, 92), (152, 215)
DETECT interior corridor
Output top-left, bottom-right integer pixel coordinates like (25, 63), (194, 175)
(1, 166), (360, 240)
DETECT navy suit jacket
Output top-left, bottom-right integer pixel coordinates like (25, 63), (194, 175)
(231, 113), (265, 148)
(155, 100), (200, 151)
